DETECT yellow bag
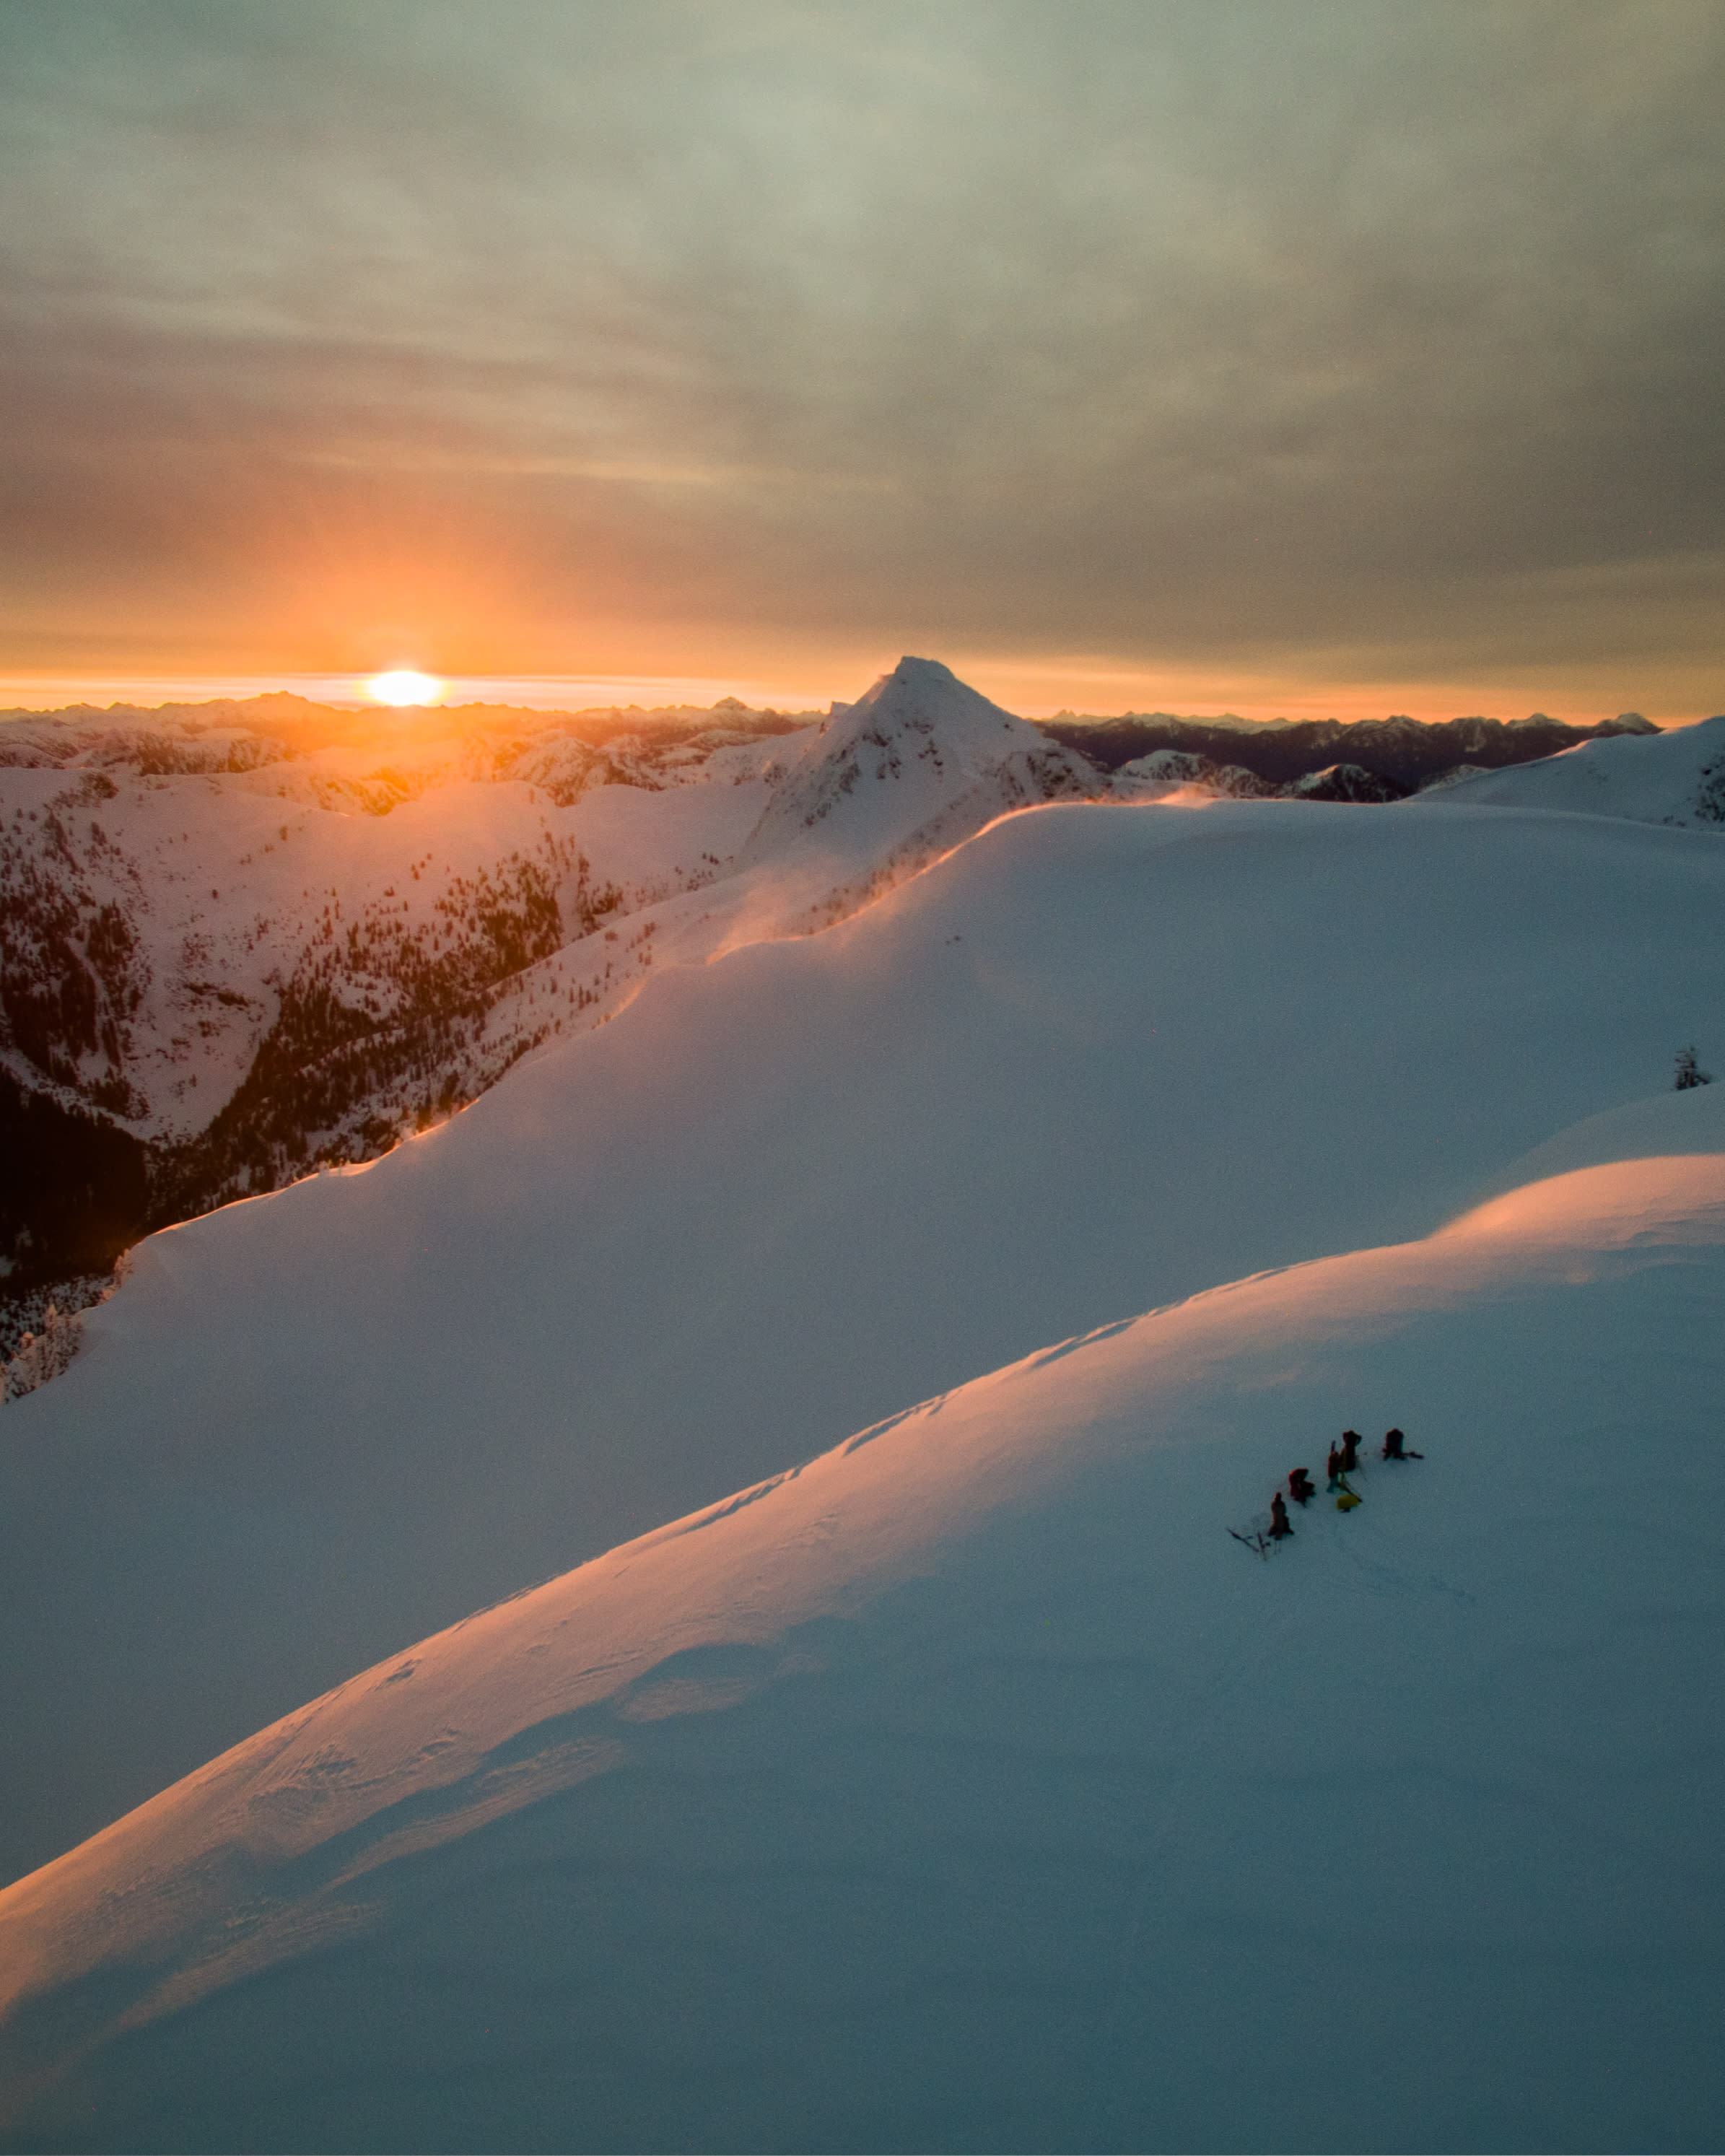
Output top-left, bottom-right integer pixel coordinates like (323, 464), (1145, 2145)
(1336, 1492), (1362, 1512)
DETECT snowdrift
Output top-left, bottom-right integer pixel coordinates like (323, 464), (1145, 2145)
(2, 1149), (1722, 2153)
(3, 795), (1723, 1887)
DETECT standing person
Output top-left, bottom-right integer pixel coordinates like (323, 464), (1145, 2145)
(1340, 1429), (1363, 1473)
(1270, 1491), (1293, 1540)
(1326, 1442), (1345, 1493)
(1288, 1467), (1315, 1506)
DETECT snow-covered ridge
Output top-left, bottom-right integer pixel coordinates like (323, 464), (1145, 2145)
(1111, 746), (1406, 803)
(6, 667), (1695, 1337)
(0, 702), (813, 1161)
(2, 1145), (1721, 2152)
(1415, 709), (1725, 826)
(1044, 704), (1662, 794)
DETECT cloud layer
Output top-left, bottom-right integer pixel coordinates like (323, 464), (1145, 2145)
(3, 0), (1721, 711)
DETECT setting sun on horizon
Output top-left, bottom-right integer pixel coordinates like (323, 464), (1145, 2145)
(365, 670), (445, 708)
(1, 8), (1719, 730)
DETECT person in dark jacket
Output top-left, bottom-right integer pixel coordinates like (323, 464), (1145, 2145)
(1288, 1467), (1315, 1506)
(1381, 1427), (1424, 1460)
(1269, 1491), (1293, 1540)
(1339, 1429), (1363, 1472)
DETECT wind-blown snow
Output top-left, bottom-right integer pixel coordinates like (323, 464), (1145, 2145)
(1, 1148), (1721, 2152)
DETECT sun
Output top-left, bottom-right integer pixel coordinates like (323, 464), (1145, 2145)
(366, 669), (445, 707)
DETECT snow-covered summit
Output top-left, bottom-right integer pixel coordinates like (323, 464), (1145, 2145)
(1415, 710), (1725, 826)
(1112, 747), (1275, 800)
(735, 655), (1099, 886)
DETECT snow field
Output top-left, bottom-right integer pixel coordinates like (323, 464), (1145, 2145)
(1, 1153), (1721, 2151)
(1, 795), (1721, 1890)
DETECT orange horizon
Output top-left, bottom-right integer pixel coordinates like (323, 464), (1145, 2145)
(0, 658), (1713, 729)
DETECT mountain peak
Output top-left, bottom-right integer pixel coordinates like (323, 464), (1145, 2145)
(887, 655), (959, 687)
(735, 658), (1097, 877)
(843, 655), (1021, 733)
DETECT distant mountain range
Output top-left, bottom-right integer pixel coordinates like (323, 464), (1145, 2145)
(1038, 707), (1660, 795)
(1, 670), (1713, 1356)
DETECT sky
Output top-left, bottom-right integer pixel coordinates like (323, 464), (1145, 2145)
(1, 0), (1721, 720)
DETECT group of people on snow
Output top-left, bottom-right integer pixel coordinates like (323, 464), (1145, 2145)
(1267, 1427), (1423, 1540)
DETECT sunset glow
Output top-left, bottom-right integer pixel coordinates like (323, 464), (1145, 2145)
(1, 8), (1717, 725)
(367, 670), (445, 708)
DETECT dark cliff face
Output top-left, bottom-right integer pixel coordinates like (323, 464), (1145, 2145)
(0, 1065), (149, 1298)
(1037, 712), (1659, 788)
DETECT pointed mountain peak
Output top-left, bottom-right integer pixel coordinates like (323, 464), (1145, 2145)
(735, 656), (1099, 876)
(846, 655), (1023, 733)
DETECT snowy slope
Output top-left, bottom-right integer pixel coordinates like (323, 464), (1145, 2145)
(1, 1146), (1721, 2153)
(0, 712), (811, 1146)
(2, 795), (1722, 1887)
(1420, 710), (1725, 825)
(0, 767), (585, 1135)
